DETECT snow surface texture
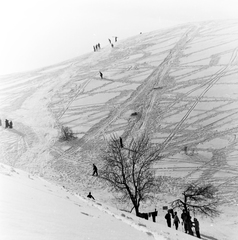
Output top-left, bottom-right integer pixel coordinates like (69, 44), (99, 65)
(1, 19), (238, 239)
(0, 163), (195, 240)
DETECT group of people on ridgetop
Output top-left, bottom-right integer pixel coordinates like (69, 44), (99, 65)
(165, 209), (201, 238)
(93, 36), (118, 53)
(93, 43), (101, 52)
(0, 118), (13, 129)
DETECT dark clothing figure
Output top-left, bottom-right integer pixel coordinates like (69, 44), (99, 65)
(186, 212), (194, 236)
(111, 44), (114, 48)
(9, 121), (13, 129)
(93, 46), (96, 52)
(99, 71), (103, 79)
(92, 164), (98, 176)
(115, 36), (118, 42)
(5, 119), (9, 128)
(119, 137), (123, 148)
(193, 218), (201, 238)
(108, 38), (111, 44)
(173, 212), (180, 230)
(97, 43), (100, 49)
(87, 192), (95, 200)
(181, 210), (188, 233)
(151, 209), (157, 222)
(165, 211), (171, 227)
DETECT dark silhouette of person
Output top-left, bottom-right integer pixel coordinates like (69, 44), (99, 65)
(92, 164), (98, 176)
(186, 211), (194, 236)
(151, 209), (157, 222)
(181, 209), (188, 233)
(193, 218), (201, 238)
(5, 119), (9, 128)
(108, 38), (111, 44)
(173, 212), (180, 230)
(165, 210), (171, 227)
(115, 36), (118, 42)
(87, 192), (95, 200)
(111, 44), (114, 48)
(98, 43), (100, 49)
(119, 137), (123, 148)
(99, 71), (103, 79)
(93, 46), (96, 52)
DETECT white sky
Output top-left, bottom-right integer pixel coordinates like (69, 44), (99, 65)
(0, 0), (237, 75)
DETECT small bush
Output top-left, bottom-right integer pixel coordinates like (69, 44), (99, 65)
(59, 126), (76, 141)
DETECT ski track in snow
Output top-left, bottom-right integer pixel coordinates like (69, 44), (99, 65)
(1, 19), (238, 240)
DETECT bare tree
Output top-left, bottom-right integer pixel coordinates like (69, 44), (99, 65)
(171, 183), (220, 234)
(171, 183), (220, 217)
(99, 133), (162, 217)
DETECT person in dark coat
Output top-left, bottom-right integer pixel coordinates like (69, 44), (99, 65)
(173, 212), (180, 230)
(181, 209), (187, 233)
(108, 38), (111, 44)
(9, 121), (13, 129)
(92, 164), (98, 176)
(5, 119), (9, 128)
(87, 192), (95, 200)
(193, 218), (201, 238)
(99, 71), (103, 79)
(165, 210), (171, 227)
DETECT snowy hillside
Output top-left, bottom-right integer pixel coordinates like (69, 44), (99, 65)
(1, 19), (238, 239)
(1, 163), (198, 240)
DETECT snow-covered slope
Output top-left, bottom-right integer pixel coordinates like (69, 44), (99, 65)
(1, 19), (238, 240)
(0, 163), (199, 240)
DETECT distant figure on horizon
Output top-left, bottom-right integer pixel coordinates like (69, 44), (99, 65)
(87, 192), (95, 200)
(99, 71), (103, 79)
(114, 36), (118, 42)
(97, 43), (100, 49)
(165, 210), (171, 228)
(9, 121), (13, 129)
(92, 164), (98, 176)
(173, 212), (180, 230)
(108, 38), (111, 44)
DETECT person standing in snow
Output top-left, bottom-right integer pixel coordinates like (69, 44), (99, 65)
(87, 192), (95, 200)
(173, 212), (180, 230)
(165, 210), (171, 227)
(181, 209), (188, 233)
(193, 218), (201, 238)
(108, 38), (111, 44)
(99, 71), (103, 79)
(92, 164), (98, 176)
(5, 119), (9, 128)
